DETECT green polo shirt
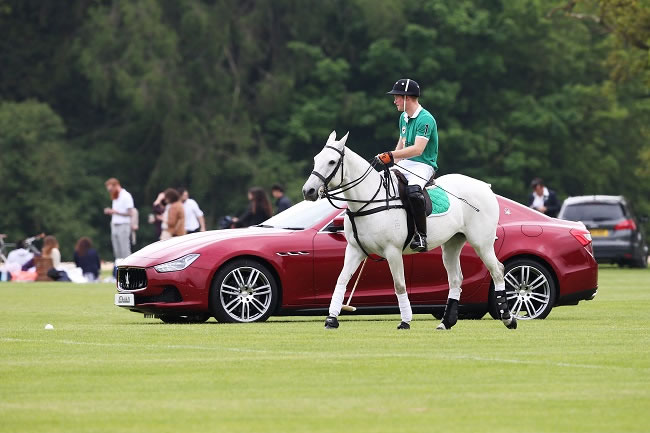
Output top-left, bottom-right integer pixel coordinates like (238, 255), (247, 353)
(399, 106), (438, 170)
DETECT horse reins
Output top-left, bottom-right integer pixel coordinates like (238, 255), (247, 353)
(312, 145), (482, 260)
(312, 146), (404, 260)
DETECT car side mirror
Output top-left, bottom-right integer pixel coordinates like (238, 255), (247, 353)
(324, 216), (345, 232)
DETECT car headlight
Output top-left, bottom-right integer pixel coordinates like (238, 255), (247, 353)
(153, 254), (200, 273)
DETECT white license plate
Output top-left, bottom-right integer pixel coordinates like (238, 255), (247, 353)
(115, 293), (135, 307)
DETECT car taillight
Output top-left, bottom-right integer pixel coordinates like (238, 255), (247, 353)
(570, 229), (592, 247)
(614, 219), (636, 231)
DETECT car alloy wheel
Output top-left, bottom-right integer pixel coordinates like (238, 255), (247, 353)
(489, 258), (556, 320)
(211, 259), (279, 323)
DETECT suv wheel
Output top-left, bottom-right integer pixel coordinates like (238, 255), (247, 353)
(632, 252), (648, 269)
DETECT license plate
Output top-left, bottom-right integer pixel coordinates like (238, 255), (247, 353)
(590, 229), (609, 237)
(115, 293), (135, 306)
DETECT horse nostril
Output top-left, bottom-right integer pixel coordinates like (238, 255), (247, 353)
(308, 188), (315, 196)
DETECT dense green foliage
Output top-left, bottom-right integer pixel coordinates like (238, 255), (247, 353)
(1, 267), (649, 432)
(1, 0), (648, 258)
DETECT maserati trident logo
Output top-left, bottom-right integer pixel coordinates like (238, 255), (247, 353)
(124, 273), (129, 288)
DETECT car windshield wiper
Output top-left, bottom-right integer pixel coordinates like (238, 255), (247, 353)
(282, 227), (304, 230)
(255, 224), (275, 228)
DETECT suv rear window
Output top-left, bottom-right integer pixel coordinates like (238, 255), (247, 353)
(562, 203), (625, 222)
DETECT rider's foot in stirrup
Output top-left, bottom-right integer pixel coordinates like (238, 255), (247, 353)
(410, 232), (427, 252)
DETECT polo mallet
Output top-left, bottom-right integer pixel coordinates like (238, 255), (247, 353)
(341, 258), (367, 312)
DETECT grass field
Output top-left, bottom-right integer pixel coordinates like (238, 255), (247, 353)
(1, 266), (649, 433)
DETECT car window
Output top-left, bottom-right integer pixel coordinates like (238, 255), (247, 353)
(562, 203), (625, 222)
(260, 199), (343, 229)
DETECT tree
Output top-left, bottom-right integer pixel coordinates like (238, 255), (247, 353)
(0, 101), (102, 259)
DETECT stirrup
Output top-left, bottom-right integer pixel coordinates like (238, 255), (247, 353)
(410, 232), (427, 252)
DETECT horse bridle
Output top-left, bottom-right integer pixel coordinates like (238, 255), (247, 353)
(310, 145), (345, 192)
(310, 144), (406, 260)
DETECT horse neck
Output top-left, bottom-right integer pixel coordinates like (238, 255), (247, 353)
(339, 148), (386, 212)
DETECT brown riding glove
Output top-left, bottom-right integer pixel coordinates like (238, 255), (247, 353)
(376, 151), (395, 168)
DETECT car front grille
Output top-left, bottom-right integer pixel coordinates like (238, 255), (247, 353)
(117, 267), (148, 291)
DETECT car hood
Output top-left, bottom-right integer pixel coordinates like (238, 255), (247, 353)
(127, 228), (294, 261)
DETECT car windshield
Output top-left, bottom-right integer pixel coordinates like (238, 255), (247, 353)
(562, 203), (625, 222)
(258, 199), (344, 229)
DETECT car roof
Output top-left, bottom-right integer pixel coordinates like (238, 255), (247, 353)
(562, 195), (626, 205)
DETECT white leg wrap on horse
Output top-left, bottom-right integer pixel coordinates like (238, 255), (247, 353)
(448, 287), (462, 301)
(495, 282), (505, 292)
(397, 293), (412, 323)
(328, 284), (347, 317)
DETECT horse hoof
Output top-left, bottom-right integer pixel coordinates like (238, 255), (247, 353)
(502, 315), (517, 330)
(435, 323), (450, 331)
(324, 316), (339, 329)
(397, 321), (410, 330)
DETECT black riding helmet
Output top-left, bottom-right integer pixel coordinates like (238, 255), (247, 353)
(387, 78), (420, 97)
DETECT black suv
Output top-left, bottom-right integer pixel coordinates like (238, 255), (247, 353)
(557, 195), (648, 268)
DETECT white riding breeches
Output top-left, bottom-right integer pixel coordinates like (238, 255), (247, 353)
(395, 159), (435, 189)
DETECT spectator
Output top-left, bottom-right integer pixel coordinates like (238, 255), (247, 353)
(271, 184), (293, 214)
(42, 235), (70, 281)
(528, 177), (561, 217)
(163, 188), (186, 238)
(150, 192), (166, 239)
(74, 237), (101, 282)
(232, 187), (273, 228)
(104, 178), (135, 261)
(5, 239), (34, 270)
(178, 187), (206, 233)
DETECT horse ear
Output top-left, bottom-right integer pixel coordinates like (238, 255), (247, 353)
(327, 130), (337, 143)
(338, 131), (349, 146)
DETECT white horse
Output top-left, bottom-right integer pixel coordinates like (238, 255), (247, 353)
(302, 131), (517, 331)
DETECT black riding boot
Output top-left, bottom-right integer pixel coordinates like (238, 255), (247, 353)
(407, 186), (427, 252)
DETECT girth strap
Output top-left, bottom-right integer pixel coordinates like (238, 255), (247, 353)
(346, 204), (408, 261)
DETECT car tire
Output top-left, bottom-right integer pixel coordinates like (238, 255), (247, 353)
(159, 313), (211, 324)
(488, 258), (557, 320)
(631, 252), (648, 269)
(210, 259), (279, 323)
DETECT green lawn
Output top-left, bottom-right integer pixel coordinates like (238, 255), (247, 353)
(1, 266), (649, 433)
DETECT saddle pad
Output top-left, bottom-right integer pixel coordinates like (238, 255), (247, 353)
(426, 186), (450, 215)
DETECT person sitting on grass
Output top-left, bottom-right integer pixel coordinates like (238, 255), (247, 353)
(42, 235), (70, 282)
(6, 239), (34, 270)
(74, 237), (101, 282)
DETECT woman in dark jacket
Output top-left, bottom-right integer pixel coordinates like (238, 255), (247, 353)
(74, 237), (101, 282)
(233, 187), (273, 228)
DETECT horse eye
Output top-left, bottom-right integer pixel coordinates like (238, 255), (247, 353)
(328, 160), (336, 165)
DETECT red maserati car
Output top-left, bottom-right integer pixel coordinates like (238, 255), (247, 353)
(114, 196), (598, 323)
